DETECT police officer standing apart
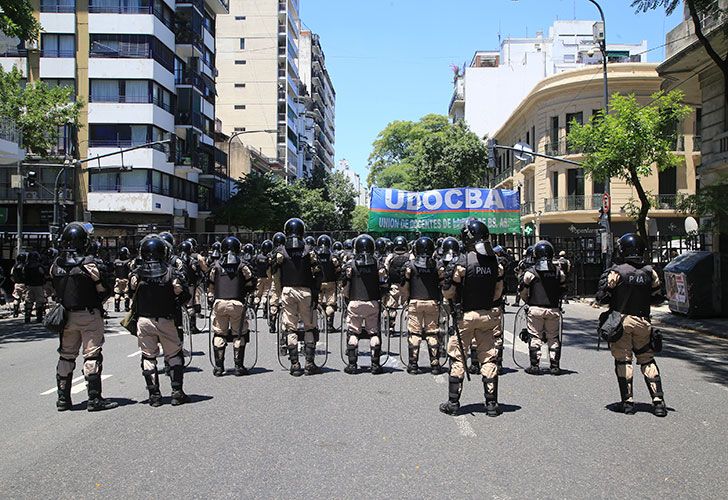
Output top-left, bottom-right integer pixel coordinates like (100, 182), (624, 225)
(440, 219), (504, 417)
(316, 234), (340, 332)
(179, 239), (202, 333)
(113, 247), (131, 312)
(341, 234), (388, 375)
(23, 251), (47, 323)
(272, 219), (322, 376)
(402, 236), (445, 375)
(130, 235), (190, 406)
(596, 233), (667, 417)
(268, 231), (286, 335)
(51, 222), (117, 412)
(253, 239), (274, 316)
(519, 240), (567, 375)
(384, 236), (410, 334)
(208, 236), (256, 377)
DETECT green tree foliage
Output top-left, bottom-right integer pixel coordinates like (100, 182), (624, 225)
(568, 91), (691, 242)
(0, 0), (41, 40)
(367, 114), (487, 190)
(0, 66), (81, 156)
(351, 205), (370, 232)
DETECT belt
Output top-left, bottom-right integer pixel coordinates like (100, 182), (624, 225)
(67, 306), (100, 312)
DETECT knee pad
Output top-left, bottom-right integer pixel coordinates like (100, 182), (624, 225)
(141, 354), (157, 372)
(84, 353), (103, 375)
(57, 357), (76, 376)
(168, 351), (185, 368)
(213, 335), (227, 349)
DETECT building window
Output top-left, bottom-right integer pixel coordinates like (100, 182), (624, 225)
(235, 60), (246, 65)
(234, 83), (246, 88)
(239, 38), (245, 50)
(563, 54), (575, 63)
(40, 0), (75, 13)
(235, 16), (246, 20)
(90, 34), (175, 73)
(41, 34), (75, 58)
(234, 105), (246, 110)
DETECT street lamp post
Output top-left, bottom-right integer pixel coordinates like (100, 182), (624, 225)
(587, 0), (609, 114)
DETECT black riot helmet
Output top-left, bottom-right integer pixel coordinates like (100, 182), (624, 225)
(140, 235), (169, 262)
(59, 222), (91, 254)
(385, 239), (394, 253)
(88, 240), (101, 257)
(158, 231), (175, 249)
(461, 218), (490, 249)
(617, 233), (646, 265)
(221, 236), (242, 255)
(441, 237), (461, 263)
(242, 243), (255, 260)
(332, 240), (343, 252)
(392, 235), (408, 252)
(343, 238), (353, 251)
(354, 234), (376, 266)
(284, 218), (306, 249)
(210, 241), (222, 259)
(118, 247), (130, 260)
(533, 240), (555, 271)
(179, 240), (193, 256)
(375, 237), (388, 255)
(304, 235), (316, 248)
(27, 250), (40, 263)
(317, 234), (333, 249)
(16, 252), (27, 264)
(260, 239), (274, 255)
(273, 231), (286, 248)
(414, 236), (435, 267)
(186, 238), (198, 251)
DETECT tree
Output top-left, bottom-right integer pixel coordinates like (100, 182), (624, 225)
(324, 170), (357, 230)
(367, 114), (487, 190)
(633, 0), (728, 127)
(0, 66), (81, 156)
(0, 0), (41, 40)
(568, 91), (691, 242)
(351, 205), (369, 232)
(215, 172), (298, 230)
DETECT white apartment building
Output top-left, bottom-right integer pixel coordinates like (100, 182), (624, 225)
(449, 20), (648, 139)
(298, 29), (335, 178)
(0, 0), (230, 235)
(216, 0), (302, 181)
(336, 159), (367, 207)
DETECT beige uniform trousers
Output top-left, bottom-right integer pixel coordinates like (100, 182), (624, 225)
(447, 308), (501, 381)
(212, 299), (247, 348)
(25, 285), (46, 307)
(320, 281), (337, 316)
(255, 277), (272, 306)
(113, 278), (129, 300)
(12, 283), (26, 302)
(57, 310), (105, 377)
(347, 300), (381, 348)
(610, 315), (660, 397)
(137, 317), (183, 371)
(527, 306), (561, 360)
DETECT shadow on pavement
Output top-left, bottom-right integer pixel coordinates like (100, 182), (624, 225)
(460, 402), (522, 415)
(0, 321), (57, 347)
(605, 402), (676, 415)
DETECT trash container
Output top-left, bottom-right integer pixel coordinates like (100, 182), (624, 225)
(663, 251), (720, 318)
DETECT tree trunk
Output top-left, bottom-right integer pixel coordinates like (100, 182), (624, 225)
(630, 167), (651, 248)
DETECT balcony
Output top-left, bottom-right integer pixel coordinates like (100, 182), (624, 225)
(89, 93), (175, 114)
(40, 49), (75, 58)
(175, 111), (204, 131)
(40, 1), (75, 13)
(654, 194), (678, 210)
(491, 166), (514, 187)
(88, 3), (175, 32)
(521, 201), (534, 216)
(543, 194), (604, 213)
(693, 135), (702, 152)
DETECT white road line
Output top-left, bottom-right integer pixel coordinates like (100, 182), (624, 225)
(454, 415), (477, 437)
(40, 375), (85, 395)
(70, 375), (111, 394)
(503, 331), (529, 354)
(127, 350), (142, 358)
(105, 332), (129, 337)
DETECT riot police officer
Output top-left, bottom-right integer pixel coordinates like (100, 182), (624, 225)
(440, 219), (504, 417)
(596, 233), (667, 417)
(374, 237), (388, 263)
(268, 231), (287, 335)
(341, 234), (388, 375)
(272, 219), (321, 376)
(179, 240), (202, 333)
(402, 236), (445, 375)
(341, 238), (354, 264)
(519, 240), (567, 375)
(208, 236), (256, 377)
(23, 251), (47, 323)
(253, 239), (274, 316)
(242, 242), (255, 263)
(42, 247), (58, 303)
(113, 247), (132, 312)
(130, 236), (190, 406)
(514, 246), (534, 307)
(384, 235), (410, 334)
(51, 222), (117, 412)
(207, 241), (222, 268)
(316, 234), (340, 332)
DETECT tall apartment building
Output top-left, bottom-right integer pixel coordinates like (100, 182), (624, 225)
(216, 0), (302, 181)
(298, 29), (335, 177)
(0, 0), (231, 235)
(449, 20), (648, 138)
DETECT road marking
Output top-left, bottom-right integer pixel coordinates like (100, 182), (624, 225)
(454, 415), (477, 437)
(503, 331), (529, 354)
(40, 375), (85, 395)
(127, 350), (142, 358)
(71, 375), (111, 394)
(105, 332), (129, 337)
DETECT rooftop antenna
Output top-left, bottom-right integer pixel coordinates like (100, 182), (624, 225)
(498, 20), (502, 46)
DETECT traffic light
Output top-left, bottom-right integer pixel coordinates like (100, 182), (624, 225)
(523, 222), (535, 237)
(25, 171), (37, 188)
(598, 207), (609, 230)
(487, 138), (497, 169)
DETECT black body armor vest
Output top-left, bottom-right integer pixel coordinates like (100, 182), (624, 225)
(409, 262), (441, 301)
(213, 260), (245, 301)
(279, 247), (314, 288)
(254, 254), (269, 279)
(136, 266), (176, 318)
(460, 251), (499, 312)
(52, 257), (102, 311)
(526, 265), (561, 308)
(11, 264), (24, 283)
(113, 259), (129, 279)
(388, 253), (409, 285)
(24, 262), (45, 286)
(317, 251), (337, 283)
(349, 262), (381, 301)
(611, 263), (653, 317)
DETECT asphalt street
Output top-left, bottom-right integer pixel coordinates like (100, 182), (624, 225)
(1, 298), (727, 499)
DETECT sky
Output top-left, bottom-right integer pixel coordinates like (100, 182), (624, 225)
(299, 0), (683, 180)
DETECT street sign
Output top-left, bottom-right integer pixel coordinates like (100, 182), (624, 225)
(513, 142), (534, 164)
(602, 192), (611, 213)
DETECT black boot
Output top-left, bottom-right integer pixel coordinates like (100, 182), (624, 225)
(525, 347), (540, 375)
(344, 345), (358, 374)
(642, 361), (667, 417)
(85, 373), (118, 412)
(12, 302), (20, 318)
(304, 342), (320, 375)
(142, 368), (162, 407)
(170, 365), (189, 406)
(496, 345), (504, 374)
(615, 360), (635, 414)
(124, 298), (130, 312)
(56, 373), (73, 411)
(468, 346), (480, 375)
(233, 345), (248, 376)
(36, 306), (44, 323)
(213, 345), (225, 377)
(326, 315), (337, 333)
(24, 307), (32, 324)
(269, 313), (278, 334)
(549, 346), (562, 375)
(439, 376), (463, 415)
(428, 344), (443, 375)
(289, 345), (303, 377)
(114, 299), (121, 312)
(483, 375), (501, 417)
(371, 344), (383, 374)
(407, 344), (419, 375)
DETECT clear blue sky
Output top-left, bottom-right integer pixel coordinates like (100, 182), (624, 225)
(300, 0), (682, 180)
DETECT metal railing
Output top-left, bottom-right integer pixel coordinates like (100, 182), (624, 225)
(40, 49), (75, 58)
(521, 201), (534, 216)
(543, 194), (604, 212)
(89, 94), (175, 113)
(40, 1), (75, 13)
(654, 194), (678, 210)
(693, 135), (702, 152)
